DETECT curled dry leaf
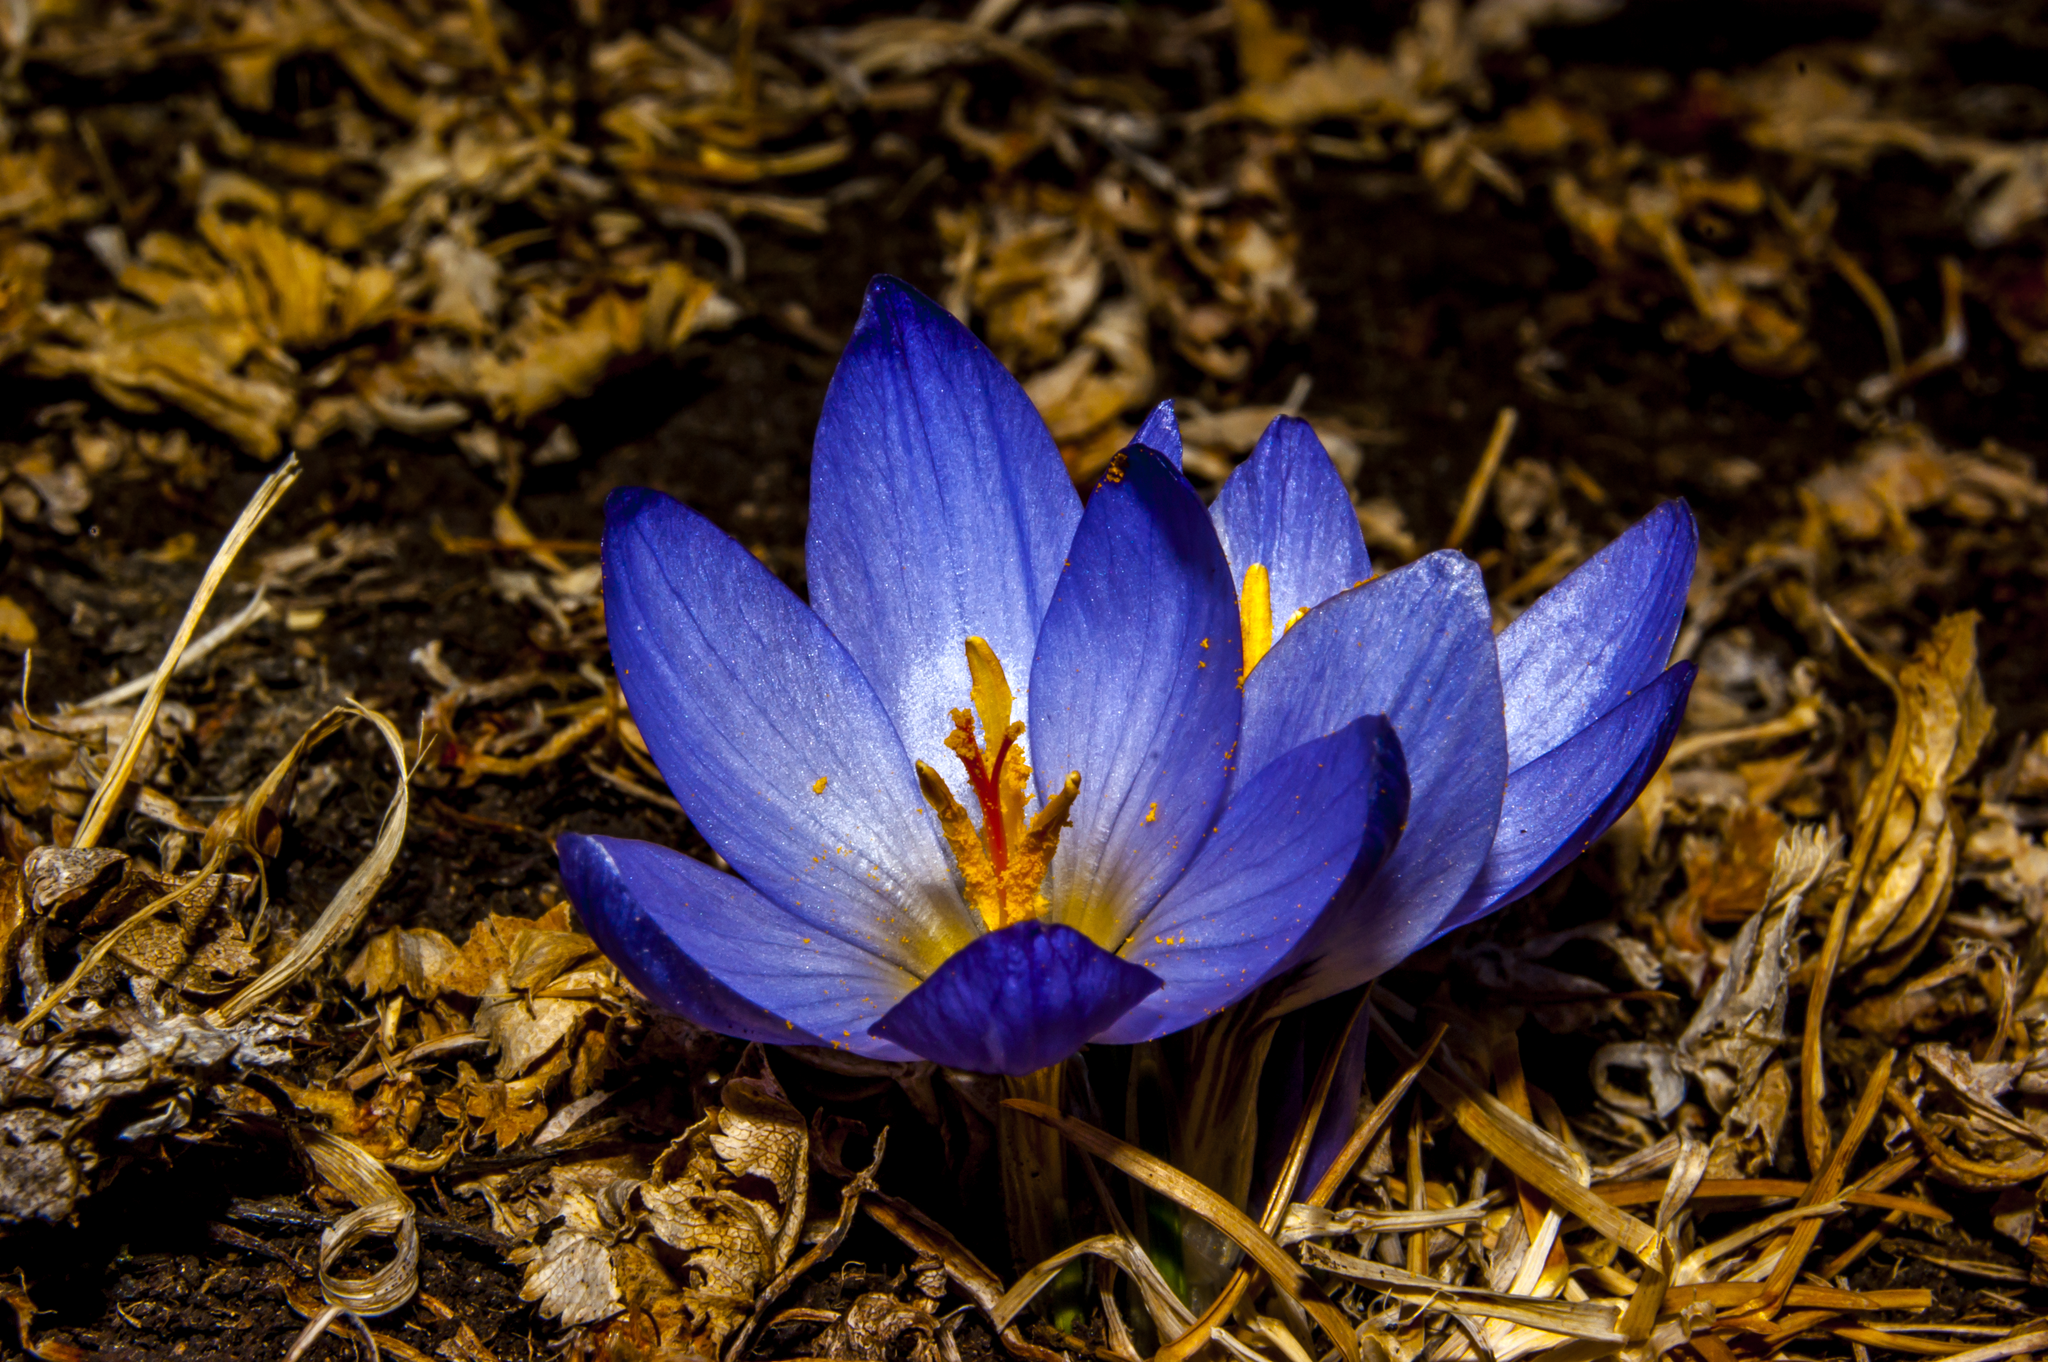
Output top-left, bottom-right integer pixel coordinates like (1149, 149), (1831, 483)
(809, 1271), (947, 1362)
(1841, 614), (1993, 983)
(345, 926), (461, 1002)
(0, 978), (305, 1226)
(515, 1176), (639, 1327)
(638, 1063), (811, 1349)
(937, 151), (1316, 482)
(503, 1053), (886, 1357)
(434, 904), (621, 1088)
(1593, 827), (1840, 1120)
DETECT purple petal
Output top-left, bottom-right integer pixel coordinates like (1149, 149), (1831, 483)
(604, 486), (978, 974)
(1239, 551), (1508, 998)
(1299, 1006), (1372, 1197)
(1134, 398), (1183, 470)
(1092, 717), (1407, 1045)
(806, 277), (1081, 794)
(560, 833), (920, 1058)
(1251, 992), (1371, 1212)
(1443, 662), (1695, 932)
(1497, 501), (1695, 770)
(1210, 416), (1373, 629)
(868, 921), (1160, 1074)
(1029, 447), (1243, 949)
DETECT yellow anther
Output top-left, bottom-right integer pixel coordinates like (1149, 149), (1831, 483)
(1240, 562), (1274, 678)
(996, 720), (1030, 860)
(1000, 771), (1079, 921)
(964, 636), (1013, 777)
(917, 760), (1001, 925)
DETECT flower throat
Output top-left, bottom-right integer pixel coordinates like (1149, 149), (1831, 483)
(915, 638), (1080, 932)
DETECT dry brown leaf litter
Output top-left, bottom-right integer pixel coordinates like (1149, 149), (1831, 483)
(2, 426), (2015, 1361)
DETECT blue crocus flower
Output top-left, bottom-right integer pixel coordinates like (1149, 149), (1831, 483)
(1187, 414), (1698, 1007)
(559, 275), (1696, 1076)
(557, 277), (1408, 1076)
(1157, 409), (1695, 1208)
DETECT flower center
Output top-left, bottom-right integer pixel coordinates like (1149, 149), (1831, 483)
(914, 637), (1080, 932)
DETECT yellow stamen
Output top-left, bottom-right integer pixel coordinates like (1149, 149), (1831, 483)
(1240, 562), (1274, 678)
(917, 760), (1001, 923)
(916, 640), (1081, 931)
(964, 636), (1013, 778)
(1000, 771), (1080, 919)
(1284, 604), (1311, 635)
(996, 719), (1030, 860)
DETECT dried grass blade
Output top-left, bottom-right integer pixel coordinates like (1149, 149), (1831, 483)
(1832, 1326), (1970, 1356)
(990, 1236), (1178, 1334)
(1371, 1012), (1660, 1264)
(1652, 1134), (1709, 1234)
(287, 1127), (418, 1362)
(1762, 1048), (1895, 1312)
(861, 1193), (1065, 1362)
(71, 589), (272, 713)
(1266, 990), (1369, 1223)
(73, 454), (301, 850)
(1404, 1106), (1430, 1280)
(1614, 1235), (1672, 1351)
(1664, 1283), (1931, 1312)
(1281, 1200), (1493, 1245)
(1676, 1202), (1844, 1285)
(1804, 606), (1908, 1173)
(1446, 407), (1518, 550)
(1093, 1260), (1142, 1362)
(1301, 1245), (1626, 1343)
(211, 700), (408, 1025)
(1306, 1021), (1447, 1207)
(1896, 1326), (2048, 1362)
(1595, 1177), (1947, 1223)
(1691, 1333), (1745, 1362)
(1065, 1128), (1203, 1346)
(1001, 1098), (1361, 1362)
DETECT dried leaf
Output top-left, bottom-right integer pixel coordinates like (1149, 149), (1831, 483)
(513, 1179), (635, 1326)
(346, 927), (462, 1001)
(640, 1066), (810, 1349)
(1843, 614), (1993, 980)
(0, 979), (305, 1226)
(1594, 828), (1838, 1120)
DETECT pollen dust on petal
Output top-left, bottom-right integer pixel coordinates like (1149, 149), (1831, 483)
(1144, 801), (1158, 824)
(812, 776), (828, 794)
